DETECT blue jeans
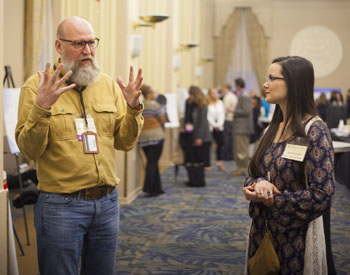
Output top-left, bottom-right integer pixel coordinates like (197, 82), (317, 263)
(34, 188), (120, 275)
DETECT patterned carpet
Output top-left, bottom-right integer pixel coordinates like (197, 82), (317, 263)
(116, 161), (350, 275)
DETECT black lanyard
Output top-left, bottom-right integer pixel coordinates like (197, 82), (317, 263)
(53, 64), (88, 127)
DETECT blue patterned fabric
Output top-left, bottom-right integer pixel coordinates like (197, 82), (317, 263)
(245, 120), (335, 274)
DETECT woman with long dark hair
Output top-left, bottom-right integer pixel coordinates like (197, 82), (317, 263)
(242, 56), (335, 274)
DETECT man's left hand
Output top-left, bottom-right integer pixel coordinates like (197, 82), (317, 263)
(117, 66), (143, 109)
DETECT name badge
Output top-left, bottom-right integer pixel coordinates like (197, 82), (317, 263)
(74, 114), (97, 141)
(185, 123), (193, 133)
(82, 131), (99, 154)
(282, 144), (308, 162)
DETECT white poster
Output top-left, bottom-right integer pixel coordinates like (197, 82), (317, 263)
(177, 87), (189, 119)
(3, 88), (21, 154)
(164, 93), (180, 128)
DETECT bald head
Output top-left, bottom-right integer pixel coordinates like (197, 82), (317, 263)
(57, 16), (95, 39)
(55, 16), (99, 86)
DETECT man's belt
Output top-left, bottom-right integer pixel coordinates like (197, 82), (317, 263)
(73, 186), (115, 200)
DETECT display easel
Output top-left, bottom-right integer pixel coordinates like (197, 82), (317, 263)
(3, 65), (30, 250)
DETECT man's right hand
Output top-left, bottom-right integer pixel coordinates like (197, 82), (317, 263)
(35, 62), (76, 110)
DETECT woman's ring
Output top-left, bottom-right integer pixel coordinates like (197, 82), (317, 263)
(258, 191), (263, 195)
(267, 190), (272, 195)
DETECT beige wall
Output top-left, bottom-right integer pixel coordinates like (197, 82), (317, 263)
(4, 0), (24, 86)
(214, 0), (350, 95)
(200, 0), (215, 89)
(271, 0), (350, 95)
(3, 0), (25, 175)
(178, 0), (202, 89)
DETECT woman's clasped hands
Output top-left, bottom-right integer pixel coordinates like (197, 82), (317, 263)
(242, 180), (281, 207)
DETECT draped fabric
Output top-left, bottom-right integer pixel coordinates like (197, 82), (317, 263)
(246, 8), (269, 89)
(225, 9), (259, 93)
(24, 0), (46, 80)
(214, 8), (242, 87)
(214, 7), (269, 92)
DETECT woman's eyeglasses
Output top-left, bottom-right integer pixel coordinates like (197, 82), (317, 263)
(266, 75), (285, 84)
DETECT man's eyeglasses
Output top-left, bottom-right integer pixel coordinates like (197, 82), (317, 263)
(59, 38), (100, 50)
(266, 75), (285, 84)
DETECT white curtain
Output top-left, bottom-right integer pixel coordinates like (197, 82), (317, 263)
(226, 9), (260, 94)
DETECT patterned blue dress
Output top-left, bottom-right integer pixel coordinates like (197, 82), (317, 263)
(244, 119), (335, 274)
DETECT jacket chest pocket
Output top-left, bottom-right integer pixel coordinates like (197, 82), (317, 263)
(49, 110), (76, 140)
(92, 104), (117, 137)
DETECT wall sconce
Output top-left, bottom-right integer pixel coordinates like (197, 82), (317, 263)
(201, 57), (215, 63)
(131, 34), (143, 58)
(195, 66), (202, 77)
(133, 14), (169, 29)
(173, 55), (182, 71)
(177, 42), (199, 52)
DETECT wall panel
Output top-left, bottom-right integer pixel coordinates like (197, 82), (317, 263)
(178, 0), (201, 89)
(60, 0), (120, 78)
(137, 0), (172, 93)
(271, 1), (350, 95)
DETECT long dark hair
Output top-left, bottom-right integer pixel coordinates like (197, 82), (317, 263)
(248, 56), (318, 177)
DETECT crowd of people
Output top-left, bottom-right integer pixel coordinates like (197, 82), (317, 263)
(315, 89), (350, 127)
(139, 77), (272, 189)
(139, 80), (350, 197)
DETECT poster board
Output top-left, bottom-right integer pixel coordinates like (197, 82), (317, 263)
(164, 93), (180, 128)
(3, 88), (21, 154)
(177, 87), (189, 119)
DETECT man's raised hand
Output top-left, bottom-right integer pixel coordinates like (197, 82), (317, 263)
(35, 62), (76, 110)
(116, 66), (143, 109)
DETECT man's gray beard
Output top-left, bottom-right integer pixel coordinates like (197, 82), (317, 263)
(61, 55), (100, 86)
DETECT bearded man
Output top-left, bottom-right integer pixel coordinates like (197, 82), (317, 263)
(15, 16), (144, 275)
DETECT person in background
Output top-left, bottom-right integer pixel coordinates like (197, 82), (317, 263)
(15, 16), (144, 274)
(242, 56), (334, 274)
(207, 88), (226, 171)
(250, 95), (263, 145)
(315, 92), (329, 122)
(231, 77), (254, 176)
(260, 89), (270, 118)
(156, 94), (170, 123)
(220, 83), (238, 160)
(184, 86), (212, 168)
(138, 85), (166, 197)
(330, 90), (344, 106)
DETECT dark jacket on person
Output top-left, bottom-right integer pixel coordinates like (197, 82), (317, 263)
(192, 104), (212, 143)
(233, 91), (254, 135)
(316, 102), (328, 122)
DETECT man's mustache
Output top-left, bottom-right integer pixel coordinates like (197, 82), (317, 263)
(78, 56), (93, 63)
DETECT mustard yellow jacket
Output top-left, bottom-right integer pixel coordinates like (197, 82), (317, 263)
(15, 62), (144, 193)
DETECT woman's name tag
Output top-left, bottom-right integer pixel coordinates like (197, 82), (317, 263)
(82, 131), (99, 154)
(282, 137), (309, 162)
(282, 144), (308, 161)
